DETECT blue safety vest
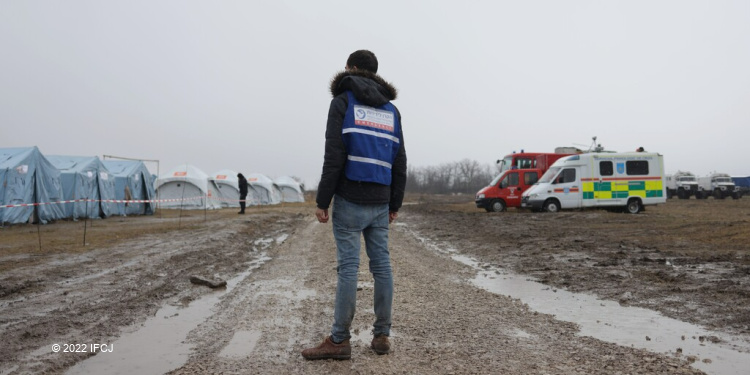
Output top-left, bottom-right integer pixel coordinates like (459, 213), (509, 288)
(341, 91), (401, 185)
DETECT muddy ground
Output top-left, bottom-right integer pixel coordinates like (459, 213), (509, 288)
(1, 197), (748, 374)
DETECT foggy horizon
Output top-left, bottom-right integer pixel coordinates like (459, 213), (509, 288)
(2, 1), (749, 189)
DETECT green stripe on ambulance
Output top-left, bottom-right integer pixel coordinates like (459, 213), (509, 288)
(583, 180), (663, 200)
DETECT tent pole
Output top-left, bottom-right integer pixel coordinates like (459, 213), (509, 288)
(34, 173), (42, 252)
(157, 161), (161, 219)
(178, 168), (187, 228)
(92, 178), (97, 226)
(0, 169), (7, 228)
(37, 220), (42, 251)
(83, 198), (88, 246)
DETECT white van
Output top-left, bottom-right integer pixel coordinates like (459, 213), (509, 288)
(521, 152), (666, 214)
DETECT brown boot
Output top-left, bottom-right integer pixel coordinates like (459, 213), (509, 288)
(301, 336), (351, 360)
(371, 334), (390, 355)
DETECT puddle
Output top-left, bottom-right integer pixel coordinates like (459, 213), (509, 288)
(253, 238), (273, 251)
(253, 233), (287, 252)
(64, 253), (271, 375)
(452, 254), (750, 375)
(219, 330), (262, 358)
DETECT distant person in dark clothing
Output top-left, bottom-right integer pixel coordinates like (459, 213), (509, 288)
(237, 173), (248, 214)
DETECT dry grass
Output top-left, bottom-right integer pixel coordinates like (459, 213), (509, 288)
(0, 202), (317, 270)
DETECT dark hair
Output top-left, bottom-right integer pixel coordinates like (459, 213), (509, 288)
(347, 50), (378, 73)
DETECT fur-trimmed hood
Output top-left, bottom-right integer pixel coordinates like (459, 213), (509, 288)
(329, 70), (398, 107)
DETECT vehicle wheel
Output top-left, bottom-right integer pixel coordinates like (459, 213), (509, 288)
(543, 199), (560, 213)
(626, 199), (642, 214)
(732, 192), (740, 199)
(490, 199), (506, 212)
(677, 190), (688, 199)
(695, 192), (703, 199)
(714, 190), (722, 199)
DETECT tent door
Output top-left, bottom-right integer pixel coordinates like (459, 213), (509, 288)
(140, 176), (151, 215)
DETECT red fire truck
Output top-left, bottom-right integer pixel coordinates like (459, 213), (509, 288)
(476, 151), (576, 212)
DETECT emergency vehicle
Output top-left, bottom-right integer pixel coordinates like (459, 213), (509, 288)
(521, 152), (666, 214)
(478, 151), (576, 212)
(476, 168), (542, 212)
(496, 150), (575, 174)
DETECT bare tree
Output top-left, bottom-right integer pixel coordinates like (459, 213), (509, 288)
(406, 159), (495, 194)
(456, 159), (481, 192)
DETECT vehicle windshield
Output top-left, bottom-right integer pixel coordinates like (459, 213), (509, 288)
(714, 177), (732, 183)
(497, 156), (513, 174)
(489, 172), (505, 186)
(539, 167), (561, 184)
(678, 176), (696, 182)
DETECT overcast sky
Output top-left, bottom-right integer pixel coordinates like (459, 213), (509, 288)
(2, 1), (749, 188)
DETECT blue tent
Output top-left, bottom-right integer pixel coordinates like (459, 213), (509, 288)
(102, 160), (156, 215)
(0, 146), (66, 224)
(47, 155), (117, 219)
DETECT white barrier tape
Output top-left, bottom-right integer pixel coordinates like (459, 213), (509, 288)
(0, 195), (273, 209)
(0, 196), (204, 209)
(207, 196), (257, 204)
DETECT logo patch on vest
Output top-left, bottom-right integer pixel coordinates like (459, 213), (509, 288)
(353, 105), (394, 132)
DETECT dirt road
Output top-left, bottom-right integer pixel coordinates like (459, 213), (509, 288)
(1, 198), (748, 374)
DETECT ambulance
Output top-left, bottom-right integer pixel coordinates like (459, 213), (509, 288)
(521, 152), (666, 214)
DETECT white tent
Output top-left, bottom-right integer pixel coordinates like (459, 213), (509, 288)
(274, 176), (305, 203)
(246, 173), (282, 205)
(210, 169), (240, 208)
(155, 164), (221, 210)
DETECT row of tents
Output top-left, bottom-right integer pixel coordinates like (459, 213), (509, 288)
(1, 146), (305, 225)
(1, 146), (156, 224)
(156, 164), (305, 210)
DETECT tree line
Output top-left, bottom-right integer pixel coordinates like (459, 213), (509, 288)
(405, 159), (497, 195)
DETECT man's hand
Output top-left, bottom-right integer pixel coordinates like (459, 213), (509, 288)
(316, 208), (329, 223)
(389, 211), (398, 224)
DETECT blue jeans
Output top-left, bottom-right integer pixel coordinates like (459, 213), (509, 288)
(330, 196), (393, 343)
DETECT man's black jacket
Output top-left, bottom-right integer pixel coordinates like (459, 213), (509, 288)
(316, 70), (407, 213)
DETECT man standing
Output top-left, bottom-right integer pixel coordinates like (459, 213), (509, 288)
(302, 50), (407, 360)
(237, 173), (248, 214)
